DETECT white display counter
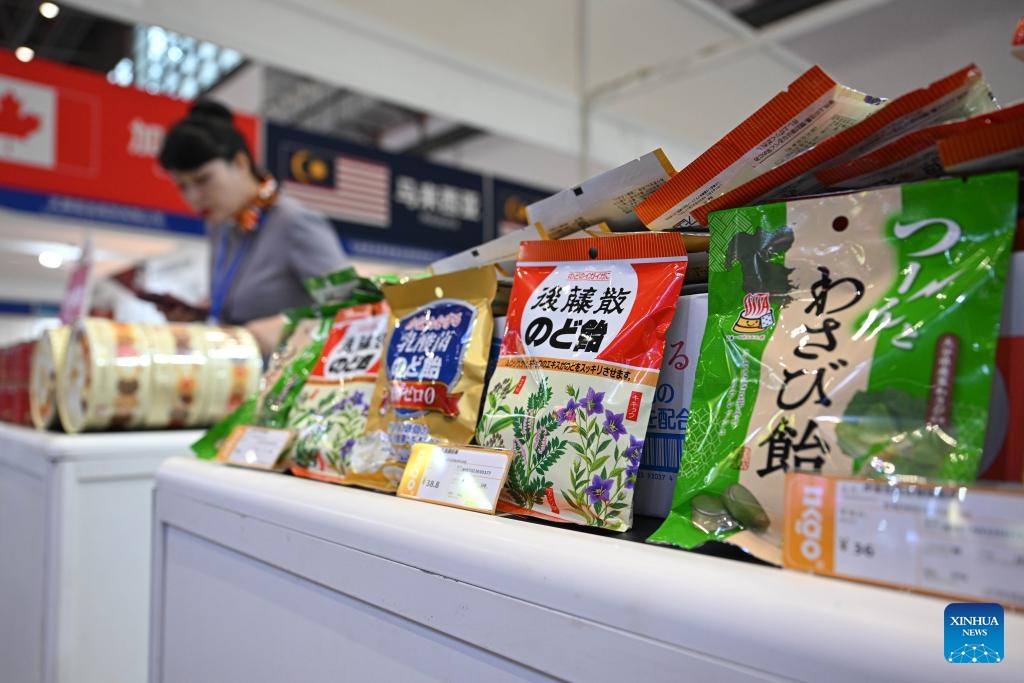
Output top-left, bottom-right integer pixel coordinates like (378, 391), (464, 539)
(0, 424), (200, 683)
(150, 457), (1024, 682)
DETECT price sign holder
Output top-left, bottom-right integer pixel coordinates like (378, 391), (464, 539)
(216, 425), (294, 471)
(783, 473), (1024, 609)
(398, 443), (512, 514)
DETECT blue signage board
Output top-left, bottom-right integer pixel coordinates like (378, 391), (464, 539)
(265, 123), (553, 264)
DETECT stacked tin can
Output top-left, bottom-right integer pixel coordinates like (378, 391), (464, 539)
(48, 319), (262, 433)
(0, 340), (35, 426)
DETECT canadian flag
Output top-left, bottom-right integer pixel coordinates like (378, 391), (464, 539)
(0, 75), (55, 169)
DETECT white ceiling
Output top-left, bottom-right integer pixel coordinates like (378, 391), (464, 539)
(6, 0), (1022, 311)
(73, 0), (1024, 169)
(0, 209), (205, 303)
(783, 0), (1024, 102)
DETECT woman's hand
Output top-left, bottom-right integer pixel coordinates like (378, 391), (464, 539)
(244, 314), (286, 357)
(157, 300), (207, 322)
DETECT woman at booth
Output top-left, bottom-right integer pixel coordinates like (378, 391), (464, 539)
(157, 100), (348, 354)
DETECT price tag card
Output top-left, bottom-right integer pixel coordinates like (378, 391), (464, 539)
(398, 443), (512, 514)
(783, 473), (1024, 608)
(216, 425), (294, 470)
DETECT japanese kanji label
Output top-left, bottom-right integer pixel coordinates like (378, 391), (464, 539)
(650, 172), (1019, 565)
(357, 267), (497, 492)
(476, 233), (688, 531)
(288, 302), (388, 485)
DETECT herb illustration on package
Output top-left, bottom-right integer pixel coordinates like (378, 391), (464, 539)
(288, 302), (388, 484)
(649, 172), (1019, 564)
(478, 234), (688, 531)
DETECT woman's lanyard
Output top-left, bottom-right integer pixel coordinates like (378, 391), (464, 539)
(209, 226), (255, 324)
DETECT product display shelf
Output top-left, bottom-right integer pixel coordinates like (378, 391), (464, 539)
(0, 424), (201, 683)
(150, 456), (1024, 682)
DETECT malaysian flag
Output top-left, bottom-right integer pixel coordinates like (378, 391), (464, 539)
(283, 151), (391, 227)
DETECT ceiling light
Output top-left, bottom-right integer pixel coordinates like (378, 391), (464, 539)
(15, 46), (35, 63)
(38, 251), (63, 269)
(147, 26), (168, 59)
(39, 3), (60, 20)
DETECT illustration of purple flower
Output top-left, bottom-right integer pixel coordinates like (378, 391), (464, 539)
(512, 437), (525, 461)
(555, 398), (579, 425)
(339, 438), (355, 456)
(532, 428), (549, 455)
(349, 391), (366, 408)
(625, 435), (644, 464)
(585, 474), (613, 505)
(603, 410), (626, 442)
(580, 388), (605, 416)
(625, 459), (640, 489)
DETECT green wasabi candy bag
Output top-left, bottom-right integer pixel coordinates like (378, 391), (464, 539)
(649, 172), (1019, 564)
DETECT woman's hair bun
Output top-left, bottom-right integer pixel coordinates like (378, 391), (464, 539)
(188, 99), (233, 123)
(160, 98), (254, 173)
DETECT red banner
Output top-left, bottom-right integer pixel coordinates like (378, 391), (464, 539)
(388, 381), (462, 417)
(0, 49), (259, 216)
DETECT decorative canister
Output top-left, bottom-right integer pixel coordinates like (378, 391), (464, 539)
(57, 319), (153, 433)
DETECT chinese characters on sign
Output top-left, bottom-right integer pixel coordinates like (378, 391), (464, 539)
(394, 175), (481, 224)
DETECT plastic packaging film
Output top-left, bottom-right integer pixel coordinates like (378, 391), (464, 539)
(691, 64), (997, 226)
(476, 233), (688, 531)
(288, 302), (388, 484)
(354, 267), (498, 492)
(649, 172), (1018, 564)
(636, 66), (885, 231)
(29, 326), (69, 430)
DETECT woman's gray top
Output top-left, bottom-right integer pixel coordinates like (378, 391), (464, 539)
(208, 195), (348, 324)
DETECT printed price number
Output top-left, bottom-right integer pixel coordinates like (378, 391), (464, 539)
(839, 537), (876, 558)
(398, 443), (512, 513)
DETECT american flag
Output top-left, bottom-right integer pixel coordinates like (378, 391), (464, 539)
(283, 155), (391, 227)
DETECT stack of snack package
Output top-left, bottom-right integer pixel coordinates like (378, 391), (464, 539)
(630, 62), (1023, 606)
(201, 152), (693, 536)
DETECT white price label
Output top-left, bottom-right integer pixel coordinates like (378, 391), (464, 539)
(398, 443), (512, 513)
(217, 425), (293, 470)
(784, 474), (1024, 608)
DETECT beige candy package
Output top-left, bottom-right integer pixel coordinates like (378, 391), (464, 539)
(692, 64), (996, 225)
(527, 149), (676, 236)
(637, 66), (884, 230)
(353, 267), (497, 492)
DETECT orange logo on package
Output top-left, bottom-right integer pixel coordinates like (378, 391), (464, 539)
(733, 292), (776, 334)
(626, 390), (643, 421)
(782, 473), (836, 575)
